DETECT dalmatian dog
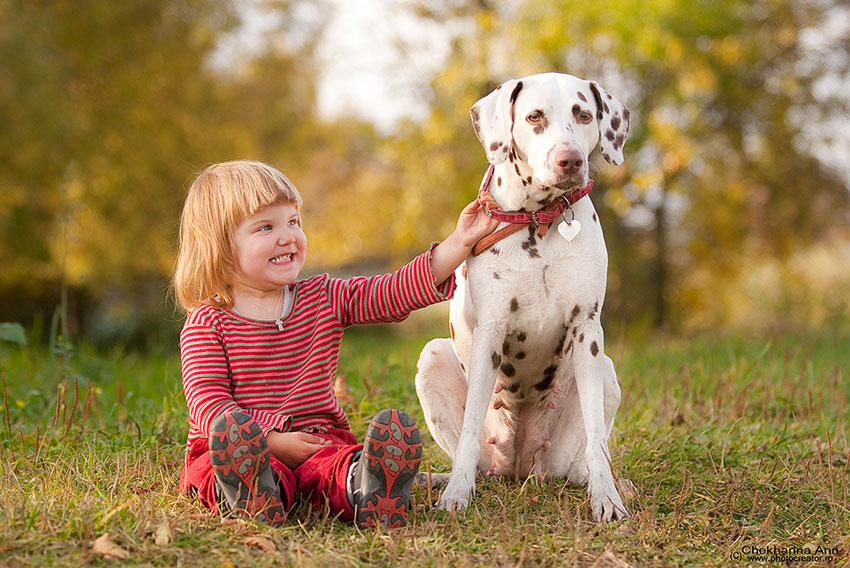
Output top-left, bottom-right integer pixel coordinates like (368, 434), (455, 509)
(415, 72), (631, 521)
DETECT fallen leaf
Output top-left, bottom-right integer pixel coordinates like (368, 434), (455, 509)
(154, 523), (172, 546)
(92, 533), (130, 559)
(243, 536), (276, 553)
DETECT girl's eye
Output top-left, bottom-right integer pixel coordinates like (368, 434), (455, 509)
(258, 224), (272, 232)
(288, 219), (298, 227)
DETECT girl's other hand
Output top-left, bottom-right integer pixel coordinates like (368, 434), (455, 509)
(266, 431), (332, 469)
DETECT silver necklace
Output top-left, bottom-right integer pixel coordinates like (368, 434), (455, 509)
(236, 287), (286, 330)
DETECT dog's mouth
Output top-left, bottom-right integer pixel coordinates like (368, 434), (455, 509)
(535, 175), (587, 195)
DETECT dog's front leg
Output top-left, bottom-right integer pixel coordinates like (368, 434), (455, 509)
(438, 322), (503, 511)
(572, 324), (629, 522)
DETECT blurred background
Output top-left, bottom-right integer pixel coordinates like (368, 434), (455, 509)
(1, 0), (849, 349)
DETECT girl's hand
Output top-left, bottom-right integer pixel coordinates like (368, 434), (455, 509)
(266, 431), (332, 469)
(454, 199), (500, 248)
(430, 199), (500, 286)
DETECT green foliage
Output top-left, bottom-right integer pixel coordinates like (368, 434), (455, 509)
(0, 323), (26, 345)
(1, 0), (849, 342)
(1, 325), (849, 565)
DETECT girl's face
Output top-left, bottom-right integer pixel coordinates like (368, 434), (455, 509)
(231, 202), (306, 294)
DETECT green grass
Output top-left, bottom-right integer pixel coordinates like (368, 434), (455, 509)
(1, 319), (848, 566)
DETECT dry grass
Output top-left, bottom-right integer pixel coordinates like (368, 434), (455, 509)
(1, 324), (848, 566)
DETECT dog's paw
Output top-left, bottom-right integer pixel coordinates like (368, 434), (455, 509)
(588, 476), (630, 522)
(414, 472), (451, 489)
(437, 475), (475, 511)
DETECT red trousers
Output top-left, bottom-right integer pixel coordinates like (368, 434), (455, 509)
(179, 428), (361, 521)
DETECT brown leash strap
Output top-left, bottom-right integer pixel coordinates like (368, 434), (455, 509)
(472, 223), (528, 256)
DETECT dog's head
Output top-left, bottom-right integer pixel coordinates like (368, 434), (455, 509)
(471, 72), (630, 192)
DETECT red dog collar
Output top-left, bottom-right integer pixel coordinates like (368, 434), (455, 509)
(473, 165), (594, 256)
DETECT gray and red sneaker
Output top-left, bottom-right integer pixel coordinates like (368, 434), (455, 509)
(355, 409), (422, 528)
(209, 410), (287, 526)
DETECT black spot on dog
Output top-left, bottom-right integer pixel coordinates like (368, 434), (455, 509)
(491, 352), (501, 369)
(490, 247), (500, 256)
(565, 339), (574, 354)
(615, 134), (625, 150)
(497, 177), (502, 187)
(590, 341), (599, 356)
(592, 212), (598, 223)
(521, 178), (528, 186)
(577, 91), (587, 102)
(510, 298), (519, 312)
(555, 326), (568, 356)
(535, 364), (558, 391)
(517, 332), (527, 342)
(490, 141), (502, 152)
(514, 163), (522, 177)
(572, 104), (582, 116)
(502, 338), (511, 356)
(569, 305), (581, 323)
(515, 351), (526, 360)
(579, 333), (584, 343)
(505, 381), (520, 393)
(460, 362), (466, 372)
(611, 115), (621, 131)
(509, 81), (523, 104)
(521, 225), (541, 258)
(500, 362), (516, 377)
(589, 301), (599, 320)
(606, 130), (616, 141)
(493, 272), (501, 280)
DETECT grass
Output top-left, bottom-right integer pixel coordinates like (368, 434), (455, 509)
(1, 317), (848, 567)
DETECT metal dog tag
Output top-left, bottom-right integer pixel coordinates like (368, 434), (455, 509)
(557, 219), (581, 241)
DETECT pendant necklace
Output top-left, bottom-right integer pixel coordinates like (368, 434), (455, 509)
(236, 286), (287, 330)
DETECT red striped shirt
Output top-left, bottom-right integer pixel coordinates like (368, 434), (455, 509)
(180, 246), (455, 447)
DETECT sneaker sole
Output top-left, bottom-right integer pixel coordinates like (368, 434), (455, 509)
(209, 410), (286, 526)
(357, 409), (422, 528)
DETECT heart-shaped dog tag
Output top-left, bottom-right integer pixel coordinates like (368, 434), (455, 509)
(557, 219), (581, 241)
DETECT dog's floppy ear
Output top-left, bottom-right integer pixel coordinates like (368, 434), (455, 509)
(470, 79), (523, 164)
(589, 81), (630, 166)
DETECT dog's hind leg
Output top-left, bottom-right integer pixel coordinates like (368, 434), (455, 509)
(415, 339), (473, 460)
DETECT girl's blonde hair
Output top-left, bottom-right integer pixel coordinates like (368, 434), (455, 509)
(173, 160), (302, 313)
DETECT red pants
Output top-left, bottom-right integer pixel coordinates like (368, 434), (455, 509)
(179, 428), (360, 521)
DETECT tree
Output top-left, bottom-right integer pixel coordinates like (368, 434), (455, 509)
(400, 0), (850, 330)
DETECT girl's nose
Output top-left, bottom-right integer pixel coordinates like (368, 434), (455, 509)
(277, 228), (296, 245)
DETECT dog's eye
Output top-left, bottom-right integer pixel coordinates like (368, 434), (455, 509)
(579, 111), (594, 124)
(526, 111), (543, 123)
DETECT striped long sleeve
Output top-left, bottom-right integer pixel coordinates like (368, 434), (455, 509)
(179, 246), (455, 446)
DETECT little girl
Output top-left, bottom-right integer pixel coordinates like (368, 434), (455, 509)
(173, 160), (496, 528)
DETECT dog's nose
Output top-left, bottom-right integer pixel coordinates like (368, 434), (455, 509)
(554, 148), (583, 174)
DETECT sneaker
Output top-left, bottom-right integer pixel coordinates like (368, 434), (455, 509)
(209, 410), (286, 526)
(355, 409), (422, 528)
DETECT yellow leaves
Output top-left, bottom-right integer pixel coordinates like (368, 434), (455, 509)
(716, 36), (742, 66)
(603, 188), (631, 218)
(678, 63), (717, 99)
